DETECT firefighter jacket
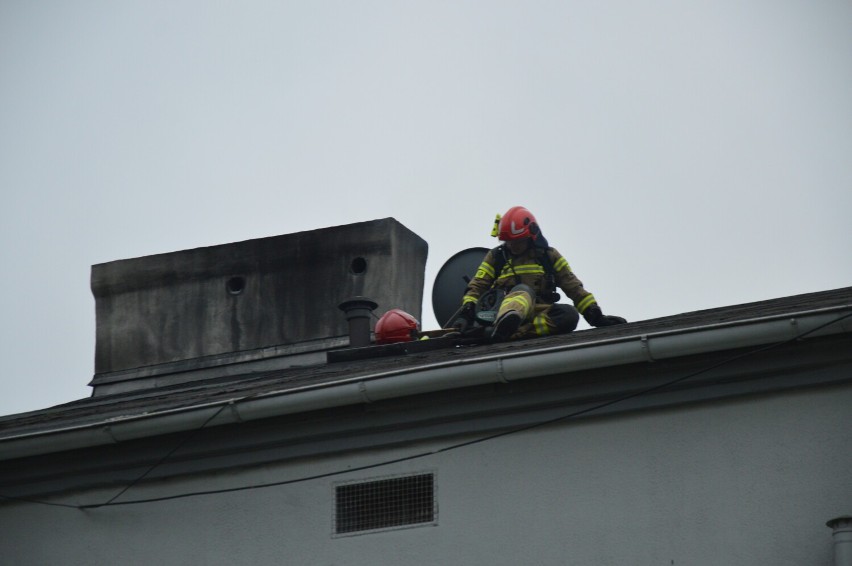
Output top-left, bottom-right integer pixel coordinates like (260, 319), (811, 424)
(461, 245), (598, 315)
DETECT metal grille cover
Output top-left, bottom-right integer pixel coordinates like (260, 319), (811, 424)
(334, 472), (436, 535)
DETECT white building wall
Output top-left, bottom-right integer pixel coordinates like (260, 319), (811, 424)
(2, 382), (850, 566)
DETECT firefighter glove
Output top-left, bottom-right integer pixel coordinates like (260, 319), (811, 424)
(583, 305), (627, 327)
(452, 302), (476, 332)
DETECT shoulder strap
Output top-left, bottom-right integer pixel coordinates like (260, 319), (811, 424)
(537, 247), (556, 276)
(537, 247), (561, 302)
(490, 245), (507, 277)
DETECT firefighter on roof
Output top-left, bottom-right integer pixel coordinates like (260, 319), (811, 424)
(452, 206), (627, 341)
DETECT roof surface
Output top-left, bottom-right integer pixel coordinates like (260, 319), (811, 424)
(2, 286), (850, 439)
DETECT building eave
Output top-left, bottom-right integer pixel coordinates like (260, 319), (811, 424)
(2, 303), (850, 461)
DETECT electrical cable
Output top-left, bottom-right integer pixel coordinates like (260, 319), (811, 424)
(4, 311), (850, 510)
(95, 402), (230, 507)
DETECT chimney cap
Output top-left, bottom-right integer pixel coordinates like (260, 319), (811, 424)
(338, 297), (379, 317)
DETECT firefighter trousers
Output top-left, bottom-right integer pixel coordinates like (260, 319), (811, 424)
(496, 284), (580, 338)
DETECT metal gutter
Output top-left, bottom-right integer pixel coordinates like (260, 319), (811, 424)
(1, 305), (850, 461)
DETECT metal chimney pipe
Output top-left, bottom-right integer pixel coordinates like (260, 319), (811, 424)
(338, 297), (378, 348)
(827, 516), (852, 566)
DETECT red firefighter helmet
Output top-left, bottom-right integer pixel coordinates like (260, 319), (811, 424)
(498, 206), (540, 242)
(375, 309), (420, 344)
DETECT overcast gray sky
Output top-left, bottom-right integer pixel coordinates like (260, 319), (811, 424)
(1, 1), (850, 416)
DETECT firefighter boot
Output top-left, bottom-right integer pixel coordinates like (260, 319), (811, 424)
(492, 310), (523, 341)
(491, 284), (535, 341)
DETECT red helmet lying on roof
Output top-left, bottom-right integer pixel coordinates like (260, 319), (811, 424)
(375, 309), (420, 344)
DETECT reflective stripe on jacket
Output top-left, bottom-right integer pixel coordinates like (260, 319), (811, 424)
(462, 246), (597, 314)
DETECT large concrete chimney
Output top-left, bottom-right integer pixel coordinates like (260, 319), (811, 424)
(89, 218), (428, 395)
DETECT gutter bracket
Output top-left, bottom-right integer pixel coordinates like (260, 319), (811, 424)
(640, 335), (656, 362)
(790, 317), (801, 341)
(228, 401), (243, 423)
(496, 358), (509, 383)
(358, 381), (373, 403)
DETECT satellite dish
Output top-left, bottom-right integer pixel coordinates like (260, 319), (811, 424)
(432, 247), (490, 328)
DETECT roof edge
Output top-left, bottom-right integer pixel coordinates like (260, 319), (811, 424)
(1, 304), (850, 461)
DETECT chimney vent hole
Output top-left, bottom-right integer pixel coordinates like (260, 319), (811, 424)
(226, 276), (246, 295)
(350, 257), (367, 275)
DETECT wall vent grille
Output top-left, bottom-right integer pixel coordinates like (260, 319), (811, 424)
(334, 472), (436, 535)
